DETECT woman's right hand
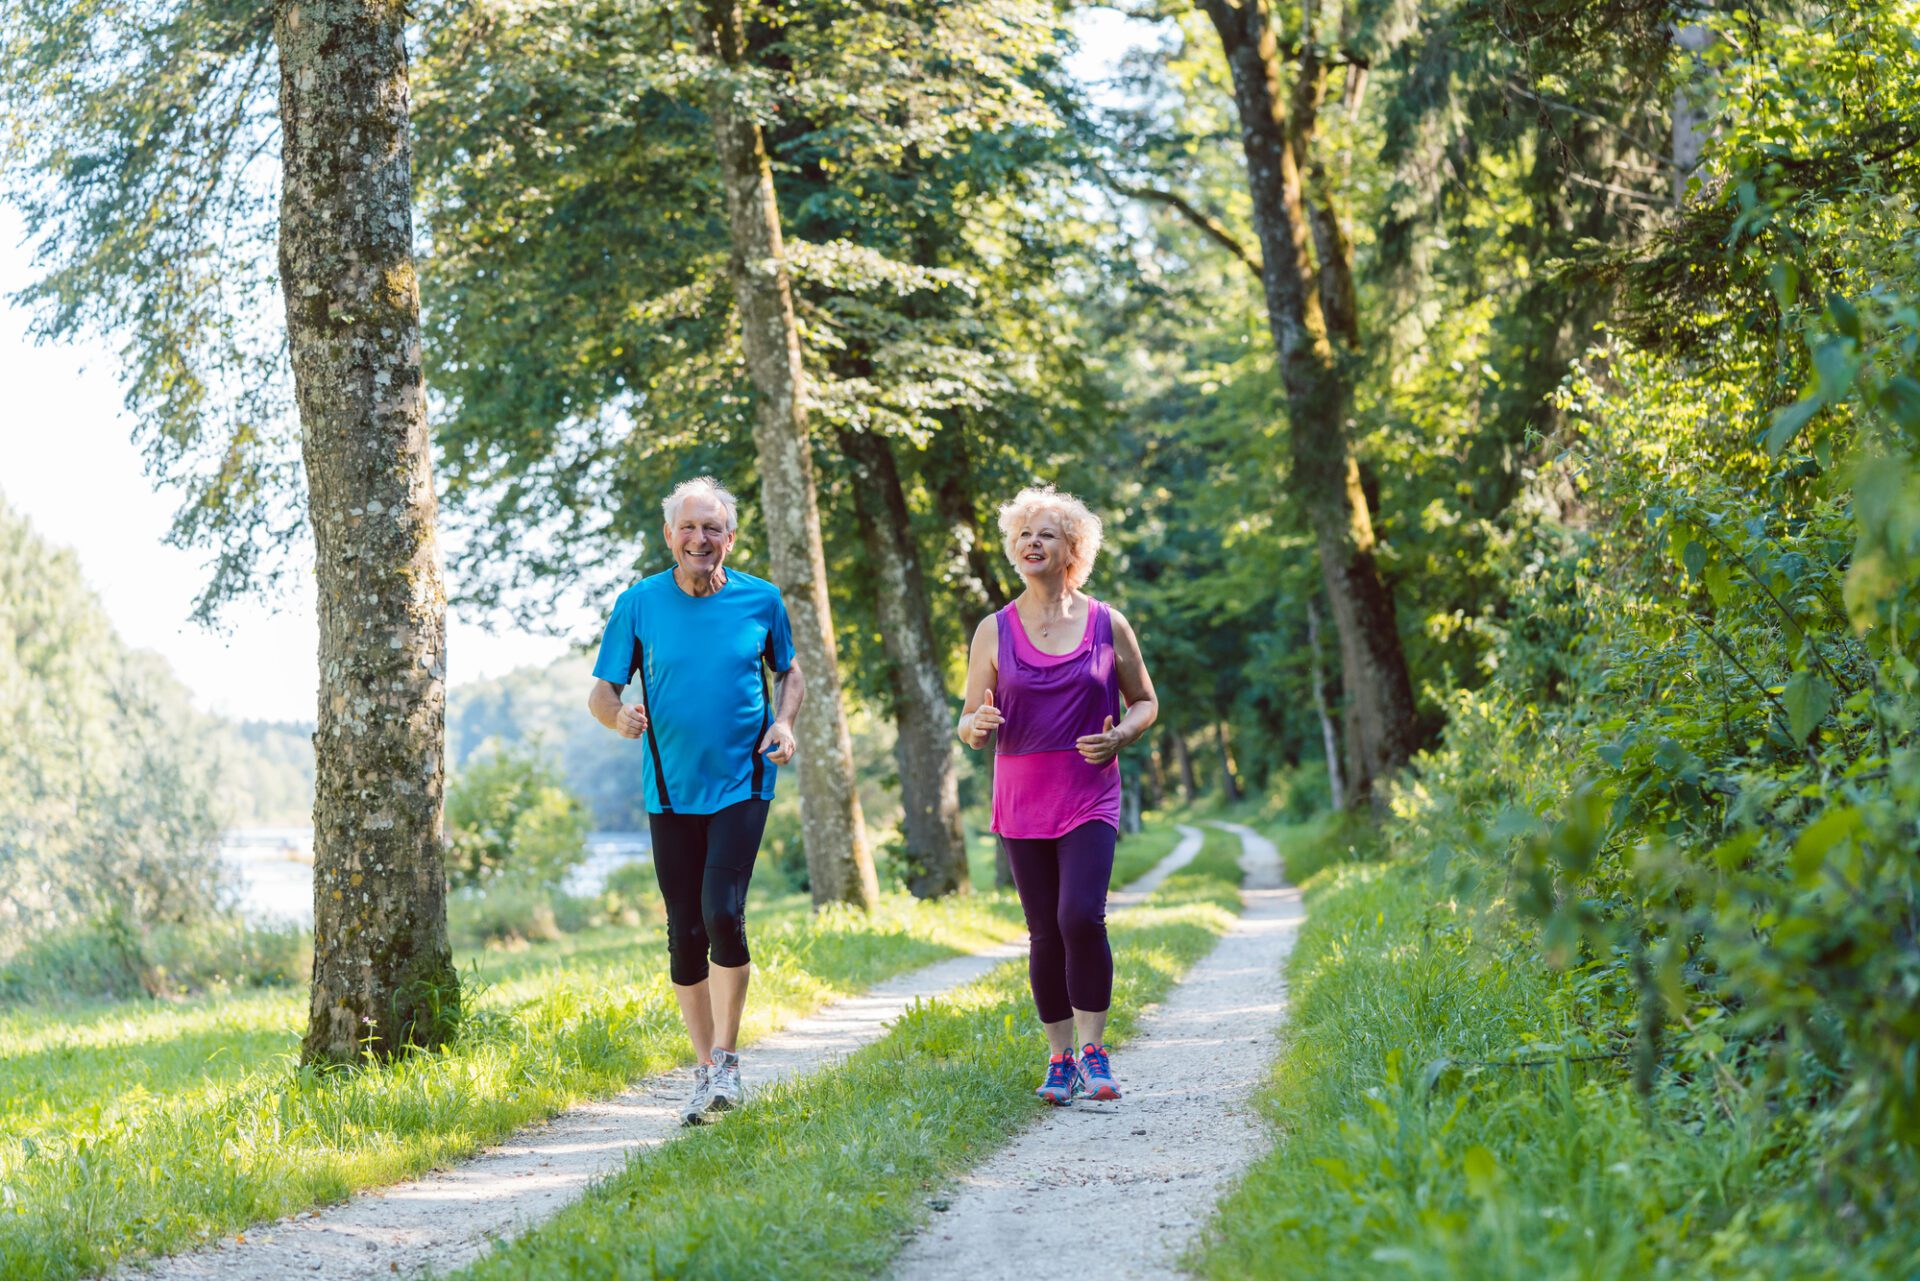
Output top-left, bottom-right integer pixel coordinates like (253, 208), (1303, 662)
(963, 688), (1003, 748)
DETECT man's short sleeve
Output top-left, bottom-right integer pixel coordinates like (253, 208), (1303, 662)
(765, 589), (796, 674)
(591, 590), (641, 686)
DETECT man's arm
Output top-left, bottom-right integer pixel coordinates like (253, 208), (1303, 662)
(758, 658), (804, 764)
(589, 678), (648, 738)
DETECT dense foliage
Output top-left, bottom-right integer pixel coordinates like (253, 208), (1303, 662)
(444, 744), (592, 890)
(0, 496), (225, 954)
(1371, 0), (1920, 1241)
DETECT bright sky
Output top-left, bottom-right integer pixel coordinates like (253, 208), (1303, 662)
(0, 205), (575, 723)
(0, 9), (1161, 726)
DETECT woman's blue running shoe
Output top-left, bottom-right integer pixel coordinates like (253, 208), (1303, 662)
(1075, 1043), (1120, 1101)
(1036, 1051), (1076, 1106)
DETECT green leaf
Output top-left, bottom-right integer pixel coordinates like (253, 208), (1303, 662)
(1880, 374), (1920, 432)
(1770, 261), (1799, 310)
(1827, 292), (1861, 340)
(1683, 539), (1707, 580)
(1703, 560), (1734, 605)
(1767, 397), (1820, 455)
(1791, 806), (1862, 887)
(1812, 336), (1861, 400)
(1463, 1144), (1500, 1197)
(1782, 670), (1832, 743)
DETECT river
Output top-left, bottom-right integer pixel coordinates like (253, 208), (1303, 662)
(218, 828), (652, 927)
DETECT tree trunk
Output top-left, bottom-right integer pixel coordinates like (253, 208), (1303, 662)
(1172, 730), (1197, 803)
(1670, 24), (1712, 206)
(925, 427), (1010, 636)
(1199, 0), (1419, 807)
(1120, 762), (1143, 835)
(1215, 720), (1242, 803)
(1305, 597), (1346, 810)
(840, 429), (968, 898)
(692, 0), (876, 909)
(276, 0), (457, 1066)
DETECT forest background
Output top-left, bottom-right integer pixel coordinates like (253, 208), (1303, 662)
(2, 0), (1918, 1275)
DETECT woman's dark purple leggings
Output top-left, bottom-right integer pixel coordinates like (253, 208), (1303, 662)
(1000, 820), (1117, 1024)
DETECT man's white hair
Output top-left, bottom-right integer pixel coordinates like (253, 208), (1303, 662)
(661, 476), (740, 532)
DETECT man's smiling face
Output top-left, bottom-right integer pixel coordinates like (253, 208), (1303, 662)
(665, 492), (735, 576)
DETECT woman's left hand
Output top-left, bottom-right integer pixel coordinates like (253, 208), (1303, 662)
(1076, 715), (1123, 765)
(760, 719), (798, 765)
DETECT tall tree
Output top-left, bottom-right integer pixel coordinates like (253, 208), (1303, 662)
(2, 0), (460, 1061)
(410, 0), (1082, 894)
(840, 430), (968, 896)
(1193, 0), (1420, 804)
(276, 0), (459, 1063)
(688, 0), (878, 908)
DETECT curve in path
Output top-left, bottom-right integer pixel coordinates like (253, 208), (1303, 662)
(124, 826), (1209, 1281)
(886, 820), (1304, 1281)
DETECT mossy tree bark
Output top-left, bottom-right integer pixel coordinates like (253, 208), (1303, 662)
(1198, 0), (1419, 806)
(691, 0), (877, 908)
(841, 430), (969, 898)
(275, 0), (458, 1065)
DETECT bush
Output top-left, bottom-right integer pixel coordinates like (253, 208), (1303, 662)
(760, 799), (808, 894)
(445, 744), (592, 890)
(450, 883), (568, 948)
(0, 911), (308, 1004)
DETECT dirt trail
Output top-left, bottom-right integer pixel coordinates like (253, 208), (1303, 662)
(124, 826), (1207, 1281)
(887, 820), (1303, 1281)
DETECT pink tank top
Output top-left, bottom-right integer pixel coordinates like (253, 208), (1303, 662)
(991, 599), (1123, 839)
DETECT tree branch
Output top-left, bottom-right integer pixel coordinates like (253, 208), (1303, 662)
(1094, 164), (1263, 280)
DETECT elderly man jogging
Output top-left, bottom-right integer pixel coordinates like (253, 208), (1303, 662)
(588, 476), (801, 1125)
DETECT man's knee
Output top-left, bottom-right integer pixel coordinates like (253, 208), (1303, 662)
(666, 916), (710, 986)
(704, 905), (749, 969)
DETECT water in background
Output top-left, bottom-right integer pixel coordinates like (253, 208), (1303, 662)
(219, 829), (653, 927)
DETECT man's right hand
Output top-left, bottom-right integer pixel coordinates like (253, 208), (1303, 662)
(616, 701), (650, 739)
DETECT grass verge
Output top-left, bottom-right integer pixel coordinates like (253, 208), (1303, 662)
(439, 827), (1248, 1281)
(0, 880), (1027, 1281)
(1195, 860), (1920, 1280)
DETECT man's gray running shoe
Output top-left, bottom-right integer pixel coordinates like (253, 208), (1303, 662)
(706, 1048), (743, 1113)
(680, 1063), (712, 1126)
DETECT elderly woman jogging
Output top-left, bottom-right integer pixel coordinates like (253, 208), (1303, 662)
(588, 476), (801, 1125)
(957, 484), (1159, 1105)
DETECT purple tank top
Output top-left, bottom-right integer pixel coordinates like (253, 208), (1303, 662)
(991, 599), (1123, 838)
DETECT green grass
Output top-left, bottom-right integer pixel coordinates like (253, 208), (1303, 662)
(438, 826), (1248, 1281)
(1261, 809), (1379, 886)
(1195, 859), (1920, 1281)
(0, 878), (1027, 1281)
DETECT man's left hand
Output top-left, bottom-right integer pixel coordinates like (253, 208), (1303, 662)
(760, 719), (798, 765)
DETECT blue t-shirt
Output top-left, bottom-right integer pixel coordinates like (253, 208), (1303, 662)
(591, 569), (796, 815)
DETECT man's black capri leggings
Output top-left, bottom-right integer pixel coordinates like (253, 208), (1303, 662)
(647, 797), (769, 986)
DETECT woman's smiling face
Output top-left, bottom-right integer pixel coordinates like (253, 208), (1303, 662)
(1014, 512), (1068, 579)
(665, 492), (735, 576)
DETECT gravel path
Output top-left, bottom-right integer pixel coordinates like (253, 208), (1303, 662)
(887, 820), (1303, 1281)
(122, 826), (1207, 1281)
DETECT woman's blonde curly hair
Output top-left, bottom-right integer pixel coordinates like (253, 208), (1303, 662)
(997, 484), (1103, 590)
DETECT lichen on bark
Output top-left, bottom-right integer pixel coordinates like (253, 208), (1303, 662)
(275, 0), (458, 1065)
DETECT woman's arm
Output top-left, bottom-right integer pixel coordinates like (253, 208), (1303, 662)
(956, 614), (1003, 749)
(1076, 608), (1158, 764)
